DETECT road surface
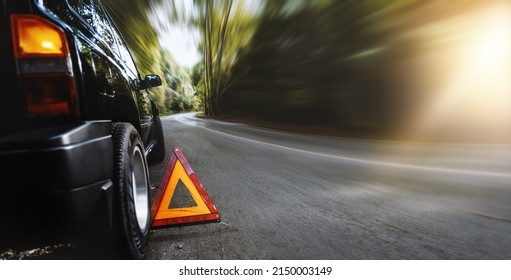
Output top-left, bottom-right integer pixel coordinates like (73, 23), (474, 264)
(144, 112), (511, 259)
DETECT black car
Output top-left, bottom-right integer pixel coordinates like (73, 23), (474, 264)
(0, 0), (166, 259)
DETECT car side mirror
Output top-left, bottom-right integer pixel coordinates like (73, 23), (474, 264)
(140, 75), (162, 89)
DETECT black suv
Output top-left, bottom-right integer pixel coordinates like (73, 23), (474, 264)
(0, 0), (166, 259)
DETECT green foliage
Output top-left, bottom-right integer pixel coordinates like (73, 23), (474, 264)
(159, 48), (197, 114)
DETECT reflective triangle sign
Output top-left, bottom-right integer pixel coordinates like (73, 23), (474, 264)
(150, 146), (221, 228)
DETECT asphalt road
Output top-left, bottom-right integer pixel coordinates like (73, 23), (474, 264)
(144, 112), (511, 260)
(7, 112), (508, 260)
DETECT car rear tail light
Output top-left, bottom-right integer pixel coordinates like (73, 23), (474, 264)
(11, 14), (79, 118)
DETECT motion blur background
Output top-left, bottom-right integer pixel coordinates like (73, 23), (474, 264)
(104, 0), (511, 143)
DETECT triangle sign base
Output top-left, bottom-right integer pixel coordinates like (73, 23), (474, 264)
(150, 146), (221, 229)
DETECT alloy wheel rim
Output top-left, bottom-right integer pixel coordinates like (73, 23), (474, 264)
(131, 145), (149, 232)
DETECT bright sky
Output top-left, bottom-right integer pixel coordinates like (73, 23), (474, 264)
(149, 0), (201, 69)
(159, 23), (201, 69)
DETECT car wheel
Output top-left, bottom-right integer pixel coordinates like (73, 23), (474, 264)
(147, 115), (166, 165)
(111, 122), (151, 259)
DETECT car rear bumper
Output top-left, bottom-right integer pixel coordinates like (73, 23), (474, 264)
(0, 121), (114, 248)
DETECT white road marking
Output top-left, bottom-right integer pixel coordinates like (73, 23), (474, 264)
(172, 114), (511, 178)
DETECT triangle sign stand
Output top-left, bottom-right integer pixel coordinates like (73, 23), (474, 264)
(150, 146), (221, 228)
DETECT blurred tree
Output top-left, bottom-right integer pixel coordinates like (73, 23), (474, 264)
(194, 0), (259, 116)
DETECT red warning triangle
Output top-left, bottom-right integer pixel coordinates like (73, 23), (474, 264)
(150, 146), (221, 228)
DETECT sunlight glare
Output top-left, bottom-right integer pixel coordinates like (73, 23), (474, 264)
(405, 1), (511, 143)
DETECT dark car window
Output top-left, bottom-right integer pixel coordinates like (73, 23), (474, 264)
(69, 0), (140, 80)
(108, 20), (139, 79)
(68, 0), (115, 48)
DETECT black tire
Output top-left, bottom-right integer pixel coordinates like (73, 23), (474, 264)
(111, 122), (151, 259)
(147, 115), (166, 165)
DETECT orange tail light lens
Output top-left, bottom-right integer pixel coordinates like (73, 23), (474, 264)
(11, 15), (67, 56)
(11, 14), (79, 118)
